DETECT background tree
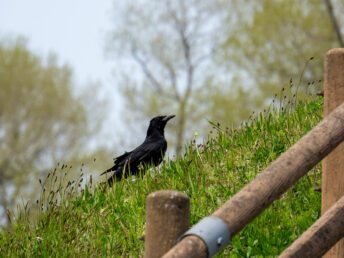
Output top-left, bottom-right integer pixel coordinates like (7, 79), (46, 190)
(0, 38), (105, 225)
(219, 0), (343, 105)
(107, 0), (227, 154)
(108, 0), (343, 154)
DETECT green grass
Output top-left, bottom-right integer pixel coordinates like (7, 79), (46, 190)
(0, 98), (324, 257)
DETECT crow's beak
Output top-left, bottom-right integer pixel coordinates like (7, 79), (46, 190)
(163, 115), (175, 122)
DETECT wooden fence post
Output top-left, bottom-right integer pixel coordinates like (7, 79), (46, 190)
(322, 48), (344, 258)
(144, 190), (190, 258)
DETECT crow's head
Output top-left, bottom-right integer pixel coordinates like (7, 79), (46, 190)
(147, 115), (175, 137)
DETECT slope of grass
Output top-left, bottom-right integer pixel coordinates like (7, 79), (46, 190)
(0, 98), (324, 257)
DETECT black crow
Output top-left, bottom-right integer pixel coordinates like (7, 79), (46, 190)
(101, 115), (175, 186)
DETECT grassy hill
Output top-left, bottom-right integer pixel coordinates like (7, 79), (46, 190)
(0, 97), (324, 257)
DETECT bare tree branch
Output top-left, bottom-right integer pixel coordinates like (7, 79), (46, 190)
(164, 61), (181, 101)
(112, 1), (221, 154)
(324, 0), (344, 47)
(176, 14), (194, 154)
(131, 46), (165, 95)
(131, 46), (181, 101)
(179, 26), (194, 99)
(193, 48), (215, 69)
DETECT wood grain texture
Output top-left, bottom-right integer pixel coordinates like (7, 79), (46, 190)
(144, 190), (190, 258)
(322, 48), (344, 258)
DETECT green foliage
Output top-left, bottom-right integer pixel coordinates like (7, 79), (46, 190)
(107, 0), (341, 151)
(221, 0), (342, 104)
(0, 97), (324, 256)
(0, 38), (99, 223)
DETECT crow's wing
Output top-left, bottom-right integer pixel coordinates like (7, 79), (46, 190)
(114, 151), (133, 166)
(132, 138), (167, 165)
(100, 151), (132, 175)
(101, 138), (166, 176)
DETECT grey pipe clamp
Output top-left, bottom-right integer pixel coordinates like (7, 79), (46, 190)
(178, 216), (231, 257)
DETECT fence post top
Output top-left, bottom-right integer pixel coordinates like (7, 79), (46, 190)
(326, 48), (344, 56)
(147, 190), (189, 200)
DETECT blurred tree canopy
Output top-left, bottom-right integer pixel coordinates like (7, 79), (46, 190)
(107, 0), (226, 154)
(108, 0), (343, 153)
(220, 0), (343, 102)
(0, 38), (100, 224)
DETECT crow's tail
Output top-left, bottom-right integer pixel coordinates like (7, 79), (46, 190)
(100, 165), (116, 176)
(106, 170), (124, 186)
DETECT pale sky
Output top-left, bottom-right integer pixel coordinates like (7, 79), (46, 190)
(0, 0), (125, 148)
(0, 0), (113, 85)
